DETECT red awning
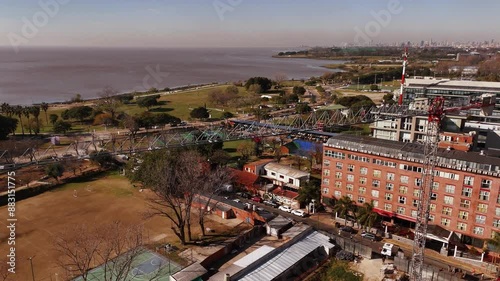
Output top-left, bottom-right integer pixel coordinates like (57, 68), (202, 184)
(373, 208), (395, 218)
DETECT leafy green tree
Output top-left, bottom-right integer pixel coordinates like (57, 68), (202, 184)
(66, 106), (93, 123)
(53, 120), (72, 134)
(221, 111), (234, 119)
(49, 114), (59, 125)
(224, 85), (239, 95)
(370, 84), (379, 91)
(13, 105), (24, 135)
(89, 151), (114, 169)
(1, 103), (12, 117)
(336, 95), (375, 108)
(45, 163), (64, 183)
(297, 181), (320, 208)
(137, 95), (160, 110)
(247, 84), (262, 95)
(293, 86), (307, 96)
(245, 77), (272, 92)
(0, 115), (18, 139)
(356, 201), (379, 230)
(332, 196), (356, 225)
(40, 102), (49, 124)
(190, 107), (210, 119)
(382, 93), (395, 104)
(487, 232), (500, 255)
(296, 103), (312, 114)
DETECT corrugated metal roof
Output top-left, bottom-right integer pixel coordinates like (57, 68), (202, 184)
(264, 162), (310, 179)
(238, 232), (334, 281)
(234, 245), (275, 268)
(170, 262), (207, 281)
(406, 78), (500, 90)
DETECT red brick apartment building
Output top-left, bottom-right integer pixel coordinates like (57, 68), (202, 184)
(321, 135), (500, 248)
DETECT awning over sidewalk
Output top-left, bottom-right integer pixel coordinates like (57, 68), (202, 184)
(373, 208), (395, 218)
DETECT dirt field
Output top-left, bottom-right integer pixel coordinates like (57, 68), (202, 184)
(0, 172), (235, 281)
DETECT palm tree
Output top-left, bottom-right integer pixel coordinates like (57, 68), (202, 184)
(357, 201), (379, 231)
(1, 103), (11, 116)
(332, 195), (356, 225)
(14, 105), (24, 135)
(40, 102), (49, 125)
(30, 106), (41, 134)
(22, 106), (31, 135)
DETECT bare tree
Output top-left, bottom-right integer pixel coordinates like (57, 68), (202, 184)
(274, 73), (288, 87)
(195, 166), (234, 236)
(54, 222), (158, 281)
(237, 140), (255, 160)
(97, 86), (122, 121)
(139, 150), (204, 244)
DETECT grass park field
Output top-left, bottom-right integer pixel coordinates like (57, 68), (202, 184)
(0, 172), (240, 281)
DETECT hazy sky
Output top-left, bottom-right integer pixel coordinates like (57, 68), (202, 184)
(1, 0), (499, 48)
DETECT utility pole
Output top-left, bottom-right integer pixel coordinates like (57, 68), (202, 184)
(28, 256), (35, 281)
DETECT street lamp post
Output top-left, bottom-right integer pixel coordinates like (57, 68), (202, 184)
(28, 256), (35, 281)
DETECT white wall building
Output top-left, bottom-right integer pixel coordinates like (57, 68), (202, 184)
(262, 162), (310, 189)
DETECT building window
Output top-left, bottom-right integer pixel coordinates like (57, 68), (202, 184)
(358, 197), (365, 204)
(373, 200), (379, 207)
(323, 169), (330, 176)
(441, 218), (451, 227)
(396, 206), (405, 215)
(288, 178), (294, 184)
(346, 184), (354, 191)
(387, 173), (395, 181)
(457, 222), (467, 231)
(372, 190), (379, 198)
(473, 227), (484, 236)
(335, 181), (342, 188)
(497, 194), (500, 204)
(279, 175), (284, 179)
(415, 178), (422, 187)
(336, 162), (343, 169)
(442, 207), (452, 216)
(359, 187), (366, 194)
(323, 178), (330, 185)
(479, 191), (490, 201)
(412, 199), (419, 207)
(496, 207), (500, 217)
(413, 189), (420, 197)
(399, 186), (408, 194)
(271, 172), (276, 176)
(334, 191), (341, 198)
(401, 175), (409, 184)
(458, 211), (468, 220)
(481, 179), (492, 189)
(494, 219), (500, 228)
(432, 182), (439, 191)
(360, 167), (368, 175)
(476, 215), (486, 224)
(445, 185), (455, 194)
(411, 210), (417, 218)
(444, 196), (454, 205)
(459, 199), (470, 209)
(398, 196), (406, 204)
(373, 170), (381, 178)
(347, 194), (353, 199)
(462, 187), (472, 197)
(385, 193), (393, 200)
(372, 180), (380, 188)
(386, 183), (394, 191)
(430, 204), (436, 212)
(429, 215), (435, 222)
(384, 204), (392, 211)
(335, 172), (342, 179)
(322, 188), (329, 194)
(430, 193), (437, 200)
(347, 164), (354, 172)
(347, 175), (354, 182)
(464, 176), (474, 186)
(360, 177), (367, 185)
(477, 203), (488, 213)
(323, 160), (330, 167)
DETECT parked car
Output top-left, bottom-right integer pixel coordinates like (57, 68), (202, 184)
(361, 232), (376, 241)
(340, 226), (354, 233)
(251, 196), (263, 203)
(291, 209), (306, 217)
(233, 199), (241, 203)
(278, 205), (292, 212)
(236, 192), (251, 199)
(263, 200), (279, 208)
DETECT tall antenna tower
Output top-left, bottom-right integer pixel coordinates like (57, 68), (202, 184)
(398, 47), (409, 105)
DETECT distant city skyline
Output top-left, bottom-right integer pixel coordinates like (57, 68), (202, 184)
(1, 0), (500, 49)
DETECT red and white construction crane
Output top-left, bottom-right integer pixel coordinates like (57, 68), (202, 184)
(406, 65), (496, 280)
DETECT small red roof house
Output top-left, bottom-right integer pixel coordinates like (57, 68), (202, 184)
(230, 168), (259, 193)
(272, 187), (300, 209)
(243, 159), (275, 176)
